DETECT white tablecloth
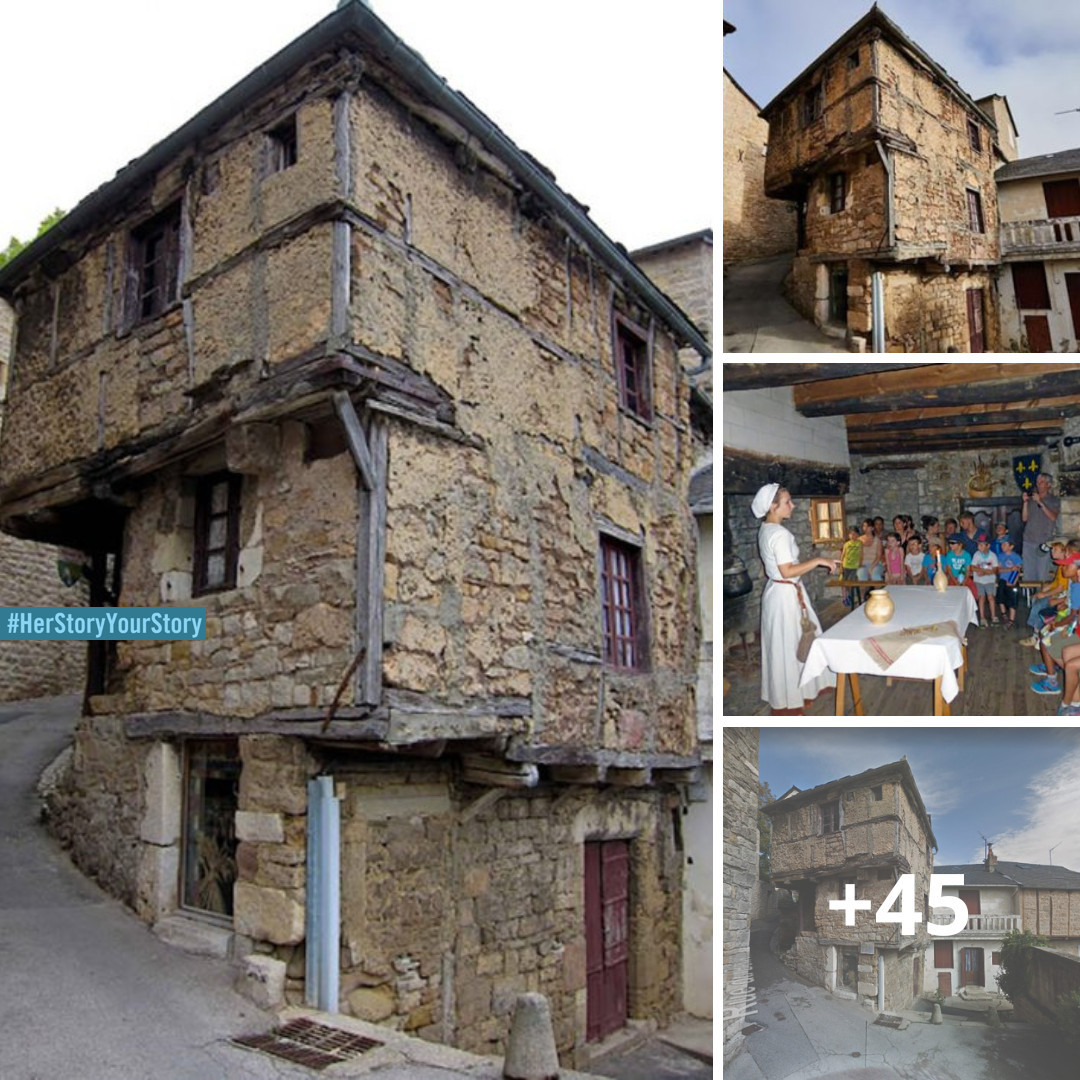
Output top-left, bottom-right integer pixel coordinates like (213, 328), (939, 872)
(800, 587), (978, 703)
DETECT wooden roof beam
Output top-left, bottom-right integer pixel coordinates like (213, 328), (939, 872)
(794, 364), (1080, 416)
(722, 362), (938, 391)
(845, 395), (1080, 433)
(847, 419), (1063, 443)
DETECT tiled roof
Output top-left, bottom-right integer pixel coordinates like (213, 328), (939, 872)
(935, 861), (1080, 890)
(996, 147), (1080, 183)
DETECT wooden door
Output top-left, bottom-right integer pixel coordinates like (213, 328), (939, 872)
(585, 840), (629, 1041)
(1066, 274), (1080, 343)
(967, 289), (985, 352)
(960, 947), (985, 988)
(958, 889), (980, 917)
(938, 972), (953, 998)
(1024, 314), (1053, 352)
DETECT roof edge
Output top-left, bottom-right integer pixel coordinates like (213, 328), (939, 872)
(0, 1), (710, 360)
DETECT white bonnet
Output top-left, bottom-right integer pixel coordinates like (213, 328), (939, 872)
(751, 483), (780, 519)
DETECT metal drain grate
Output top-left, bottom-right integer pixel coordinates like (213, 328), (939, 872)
(233, 1017), (383, 1071)
(874, 1013), (903, 1029)
(741, 1022), (763, 1035)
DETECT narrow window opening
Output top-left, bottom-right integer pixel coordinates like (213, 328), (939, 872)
(268, 117), (299, 173)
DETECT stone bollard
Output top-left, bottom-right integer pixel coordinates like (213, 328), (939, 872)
(503, 992), (560, 1080)
(930, 1003), (943, 1025)
(987, 1005), (1001, 1028)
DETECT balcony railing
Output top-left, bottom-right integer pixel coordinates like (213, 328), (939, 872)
(1001, 215), (1080, 256)
(929, 912), (1020, 934)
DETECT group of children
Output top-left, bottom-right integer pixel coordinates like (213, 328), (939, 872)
(839, 514), (1023, 628)
(1020, 538), (1080, 715)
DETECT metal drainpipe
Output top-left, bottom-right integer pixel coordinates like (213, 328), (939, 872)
(872, 272), (885, 353)
(878, 952), (885, 1012)
(305, 776), (342, 1012)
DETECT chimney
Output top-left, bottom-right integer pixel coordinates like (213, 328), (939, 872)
(985, 842), (997, 873)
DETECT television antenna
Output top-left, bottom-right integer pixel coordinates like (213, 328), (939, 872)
(1055, 107), (1080, 115)
(1049, 841), (1063, 865)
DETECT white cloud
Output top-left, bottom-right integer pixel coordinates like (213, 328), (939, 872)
(973, 747), (1080, 870)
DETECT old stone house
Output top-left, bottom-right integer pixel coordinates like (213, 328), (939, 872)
(0, 299), (86, 700)
(0, 1), (709, 1067)
(996, 148), (1080, 351)
(762, 759), (936, 1011)
(761, 7), (1003, 351)
(723, 21), (796, 263)
(925, 854), (1080, 999)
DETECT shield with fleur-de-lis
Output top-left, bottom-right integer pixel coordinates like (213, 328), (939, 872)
(1013, 454), (1042, 494)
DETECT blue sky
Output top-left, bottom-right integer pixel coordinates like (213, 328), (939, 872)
(755, 727), (1080, 868)
(723, 0), (1080, 159)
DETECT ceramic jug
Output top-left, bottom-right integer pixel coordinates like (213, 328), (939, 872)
(864, 587), (895, 625)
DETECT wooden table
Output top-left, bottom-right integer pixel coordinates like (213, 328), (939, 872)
(801, 586), (978, 716)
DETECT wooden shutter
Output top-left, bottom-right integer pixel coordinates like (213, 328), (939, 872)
(1011, 262), (1051, 309)
(1043, 179), (1080, 219)
(1024, 315), (1052, 353)
(1066, 274), (1080, 341)
(966, 290), (985, 352)
(934, 940), (953, 968)
(585, 840), (629, 1041)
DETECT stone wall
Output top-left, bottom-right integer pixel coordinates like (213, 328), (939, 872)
(1012, 946), (1080, 1027)
(0, 298), (87, 702)
(632, 234), (713, 345)
(723, 72), (796, 262)
(722, 728), (758, 1055)
(1021, 888), (1080, 941)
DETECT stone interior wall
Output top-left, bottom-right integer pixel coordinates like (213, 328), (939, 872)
(847, 447), (1048, 530)
(722, 728), (758, 1052)
(723, 73), (796, 261)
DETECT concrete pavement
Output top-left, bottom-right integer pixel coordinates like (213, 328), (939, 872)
(726, 919), (1074, 1079)
(2, 695), (710, 1079)
(723, 256), (850, 353)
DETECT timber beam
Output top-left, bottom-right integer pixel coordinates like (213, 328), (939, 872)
(722, 362), (936, 390)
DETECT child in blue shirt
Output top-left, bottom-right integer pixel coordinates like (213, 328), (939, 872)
(1031, 555), (1080, 705)
(991, 522), (1011, 558)
(944, 537), (972, 587)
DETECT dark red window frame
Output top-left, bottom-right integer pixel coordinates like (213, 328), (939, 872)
(820, 800), (840, 834)
(193, 472), (242, 596)
(268, 116), (298, 173)
(967, 189), (986, 234)
(829, 172), (846, 214)
(132, 203), (181, 321)
(600, 536), (645, 671)
(967, 118), (981, 153)
(612, 314), (652, 422)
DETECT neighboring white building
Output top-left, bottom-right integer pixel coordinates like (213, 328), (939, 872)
(926, 854), (1080, 998)
(997, 147), (1080, 351)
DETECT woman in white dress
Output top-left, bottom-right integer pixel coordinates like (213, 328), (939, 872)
(753, 484), (838, 713)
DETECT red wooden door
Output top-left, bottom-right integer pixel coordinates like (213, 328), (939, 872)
(585, 840), (629, 1041)
(1024, 314), (1052, 352)
(938, 972), (953, 998)
(1066, 274), (1080, 342)
(960, 947), (985, 987)
(967, 289), (985, 352)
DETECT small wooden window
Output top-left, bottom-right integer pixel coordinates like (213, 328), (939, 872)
(600, 536), (647, 671)
(967, 189), (985, 233)
(268, 117), (298, 173)
(967, 118), (981, 153)
(810, 496), (845, 542)
(803, 84), (823, 127)
(612, 314), (652, 422)
(131, 204), (181, 321)
(871, 784), (883, 801)
(1043, 178), (1080, 219)
(847, 50), (860, 71)
(992, 951), (1001, 966)
(829, 172), (846, 214)
(934, 940), (953, 968)
(1012, 262), (1052, 309)
(820, 800), (840, 834)
(193, 472), (242, 596)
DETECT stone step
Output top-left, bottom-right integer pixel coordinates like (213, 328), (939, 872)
(153, 912), (234, 959)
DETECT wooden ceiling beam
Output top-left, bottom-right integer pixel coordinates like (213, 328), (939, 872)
(851, 436), (1049, 455)
(722, 362), (938, 390)
(847, 419), (1064, 443)
(794, 364), (1080, 416)
(844, 395), (1080, 433)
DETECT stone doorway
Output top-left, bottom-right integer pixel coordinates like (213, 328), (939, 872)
(585, 839), (630, 1041)
(181, 740), (240, 918)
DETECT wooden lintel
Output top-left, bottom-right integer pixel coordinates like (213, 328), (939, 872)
(461, 755), (539, 789)
(606, 767), (652, 787)
(722, 446), (850, 497)
(844, 393), (1080, 433)
(124, 708), (388, 740)
(385, 689), (532, 718)
(508, 740), (700, 772)
(333, 390), (376, 490)
(654, 766), (702, 785)
(847, 420), (1063, 442)
(460, 788), (509, 823)
(548, 764), (607, 785)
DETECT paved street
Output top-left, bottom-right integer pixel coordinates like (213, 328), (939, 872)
(1, 696), (711, 1078)
(723, 255), (850, 353)
(726, 919), (1073, 1079)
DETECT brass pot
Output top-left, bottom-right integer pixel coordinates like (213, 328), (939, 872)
(864, 588), (895, 625)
